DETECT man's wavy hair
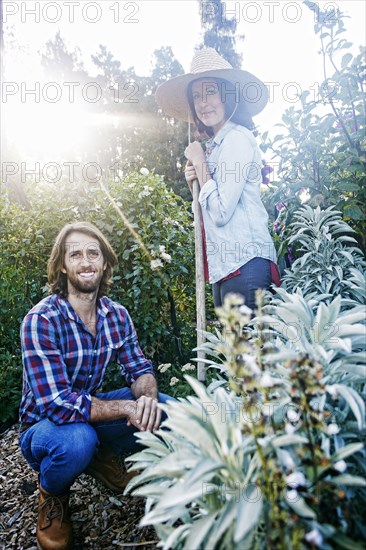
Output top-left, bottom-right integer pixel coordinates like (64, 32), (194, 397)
(47, 222), (118, 299)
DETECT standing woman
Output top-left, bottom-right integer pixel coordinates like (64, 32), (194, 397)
(156, 48), (279, 312)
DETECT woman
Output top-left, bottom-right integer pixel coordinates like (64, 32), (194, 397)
(156, 48), (279, 311)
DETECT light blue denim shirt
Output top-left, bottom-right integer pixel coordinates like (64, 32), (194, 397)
(199, 121), (277, 283)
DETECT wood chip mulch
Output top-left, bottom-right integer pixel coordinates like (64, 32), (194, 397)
(0, 425), (158, 550)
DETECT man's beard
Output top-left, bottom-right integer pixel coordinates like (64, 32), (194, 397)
(66, 271), (102, 295)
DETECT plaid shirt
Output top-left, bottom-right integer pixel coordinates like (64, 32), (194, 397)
(19, 294), (154, 426)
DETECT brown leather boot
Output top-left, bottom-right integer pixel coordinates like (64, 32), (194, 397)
(85, 448), (137, 493)
(36, 482), (72, 550)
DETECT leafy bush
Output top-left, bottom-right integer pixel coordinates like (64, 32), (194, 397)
(261, 4), (366, 258)
(125, 206), (366, 549)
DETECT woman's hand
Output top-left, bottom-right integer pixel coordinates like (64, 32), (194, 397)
(184, 142), (210, 188)
(185, 161), (197, 194)
(184, 141), (206, 166)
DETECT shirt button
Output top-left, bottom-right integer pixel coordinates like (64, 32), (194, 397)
(93, 350), (97, 354)
(89, 374), (92, 378)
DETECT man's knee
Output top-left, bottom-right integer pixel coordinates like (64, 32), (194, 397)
(50, 423), (98, 468)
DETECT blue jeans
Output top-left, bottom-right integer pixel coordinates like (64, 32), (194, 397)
(212, 257), (271, 311)
(19, 388), (173, 495)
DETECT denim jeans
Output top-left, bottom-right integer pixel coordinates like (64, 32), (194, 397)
(19, 388), (173, 495)
(212, 257), (271, 311)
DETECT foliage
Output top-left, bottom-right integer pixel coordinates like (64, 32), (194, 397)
(281, 205), (365, 304)
(125, 206), (366, 549)
(0, 350), (23, 424)
(0, 172), (196, 418)
(196, 0), (244, 68)
(261, 3), (366, 255)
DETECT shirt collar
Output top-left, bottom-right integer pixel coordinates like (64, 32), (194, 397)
(56, 294), (113, 322)
(209, 120), (237, 147)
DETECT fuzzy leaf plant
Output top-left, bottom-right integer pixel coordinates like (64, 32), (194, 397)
(125, 294), (366, 549)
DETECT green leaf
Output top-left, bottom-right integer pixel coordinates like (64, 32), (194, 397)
(234, 485), (263, 542)
(272, 434), (309, 448)
(332, 475), (366, 487)
(286, 494), (316, 519)
(183, 512), (218, 550)
(333, 384), (365, 430)
(341, 53), (353, 68)
(332, 442), (364, 462)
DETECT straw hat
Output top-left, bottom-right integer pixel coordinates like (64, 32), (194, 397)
(155, 48), (268, 122)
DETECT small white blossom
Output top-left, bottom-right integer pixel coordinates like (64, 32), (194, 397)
(285, 471), (307, 488)
(150, 259), (163, 271)
(287, 407), (300, 423)
(160, 252), (172, 263)
(334, 460), (347, 473)
(286, 489), (299, 502)
(260, 372), (276, 387)
(305, 529), (323, 547)
(181, 363), (196, 372)
(140, 167), (149, 176)
(159, 245), (166, 253)
(239, 304), (252, 316)
(158, 363), (172, 373)
(327, 423), (340, 435)
(169, 376), (180, 387)
(138, 188), (150, 199)
(285, 423), (296, 435)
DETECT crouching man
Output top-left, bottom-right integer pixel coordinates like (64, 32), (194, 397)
(19, 221), (172, 550)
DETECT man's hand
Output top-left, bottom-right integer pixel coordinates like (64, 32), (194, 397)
(126, 395), (162, 432)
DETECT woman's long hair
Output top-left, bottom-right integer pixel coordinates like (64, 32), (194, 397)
(187, 77), (255, 139)
(47, 221), (118, 299)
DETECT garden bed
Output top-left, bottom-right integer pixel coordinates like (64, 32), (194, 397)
(0, 425), (157, 549)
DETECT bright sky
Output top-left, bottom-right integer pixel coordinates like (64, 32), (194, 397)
(2, 0), (365, 163)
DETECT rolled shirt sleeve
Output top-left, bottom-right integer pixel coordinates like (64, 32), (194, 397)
(116, 308), (155, 385)
(21, 313), (92, 425)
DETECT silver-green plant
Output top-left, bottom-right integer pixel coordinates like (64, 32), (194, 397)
(125, 293), (365, 549)
(281, 205), (365, 306)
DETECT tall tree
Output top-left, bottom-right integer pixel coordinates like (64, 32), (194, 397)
(197, 0), (244, 67)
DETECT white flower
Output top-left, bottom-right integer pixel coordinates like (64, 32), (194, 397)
(327, 423), (340, 435)
(334, 460), (347, 473)
(159, 245), (166, 253)
(239, 304), (252, 316)
(287, 407), (300, 423)
(169, 376), (180, 387)
(285, 471), (307, 488)
(305, 529), (323, 547)
(160, 252), (172, 263)
(181, 363), (195, 372)
(140, 167), (149, 176)
(150, 259), (163, 271)
(158, 363), (171, 373)
(286, 489), (299, 502)
(260, 372), (276, 387)
(138, 189), (150, 199)
(285, 423), (296, 435)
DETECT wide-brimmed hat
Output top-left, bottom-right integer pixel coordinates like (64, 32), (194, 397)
(155, 48), (268, 122)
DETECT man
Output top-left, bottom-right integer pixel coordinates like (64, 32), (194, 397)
(19, 221), (172, 550)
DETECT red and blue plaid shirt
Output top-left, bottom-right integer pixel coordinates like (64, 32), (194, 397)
(19, 294), (154, 426)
